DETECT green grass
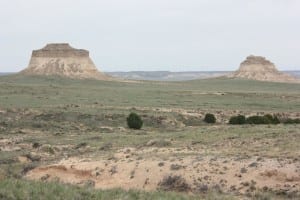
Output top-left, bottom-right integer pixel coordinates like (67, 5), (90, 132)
(0, 75), (299, 112)
(0, 75), (299, 200)
(1, 124), (299, 164)
(0, 179), (236, 200)
(0, 178), (292, 200)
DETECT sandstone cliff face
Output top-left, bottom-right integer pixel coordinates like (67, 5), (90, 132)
(228, 55), (299, 83)
(21, 43), (111, 80)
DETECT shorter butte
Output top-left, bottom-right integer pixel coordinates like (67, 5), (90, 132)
(228, 55), (299, 83)
(21, 43), (111, 80)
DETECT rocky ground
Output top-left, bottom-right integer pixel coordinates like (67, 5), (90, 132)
(26, 148), (300, 196)
(1, 118), (299, 199)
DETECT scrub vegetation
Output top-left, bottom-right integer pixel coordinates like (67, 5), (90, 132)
(0, 75), (299, 200)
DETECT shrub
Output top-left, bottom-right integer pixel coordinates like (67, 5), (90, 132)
(170, 164), (183, 171)
(246, 115), (270, 124)
(204, 113), (216, 124)
(229, 115), (246, 125)
(127, 112), (143, 129)
(74, 142), (88, 149)
(158, 175), (190, 192)
(271, 116), (280, 124)
(263, 114), (273, 122)
(263, 114), (280, 124)
(32, 142), (41, 149)
(245, 115), (281, 125)
(283, 118), (300, 124)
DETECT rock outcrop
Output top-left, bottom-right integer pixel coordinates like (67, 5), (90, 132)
(228, 55), (299, 83)
(21, 43), (111, 80)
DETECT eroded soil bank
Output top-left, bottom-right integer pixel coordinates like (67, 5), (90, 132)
(26, 147), (300, 196)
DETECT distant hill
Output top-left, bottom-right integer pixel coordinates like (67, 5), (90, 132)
(291, 71), (300, 78)
(227, 55), (299, 83)
(0, 73), (14, 76)
(107, 71), (229, 81)
(1, 71), (300, 81)
(107, 71), (300, 81)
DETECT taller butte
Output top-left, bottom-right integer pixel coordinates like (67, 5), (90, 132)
(21, 43), (111, 80)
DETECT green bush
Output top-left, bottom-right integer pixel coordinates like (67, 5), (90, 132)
(245, 114), (281, 125)
(283, 118), (300, 124)
(229, 115), (246, 125)
(127, 112), (143, 129)
(246, 115), (270, 124)
(272, 116), (280, 124)
(204, 113), (216, 124)
(263, 114), (280, 124)
(229, 114), (281, 125)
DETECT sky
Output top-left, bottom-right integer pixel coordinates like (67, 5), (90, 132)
(0, 0), (299, 72)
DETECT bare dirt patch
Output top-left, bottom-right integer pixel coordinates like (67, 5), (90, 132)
(25, 147), (300, 195)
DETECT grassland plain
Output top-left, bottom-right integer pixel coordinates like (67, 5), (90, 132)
(0, 74), (299, 200)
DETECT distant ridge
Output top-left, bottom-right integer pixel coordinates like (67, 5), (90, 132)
(2, 71), (300, 81)
(108, 71), (229, 81)
(0, 73), (14, 76)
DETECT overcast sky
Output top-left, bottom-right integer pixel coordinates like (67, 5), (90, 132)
(0, 0), (299, 72)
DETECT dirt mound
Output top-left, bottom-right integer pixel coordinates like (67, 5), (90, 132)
(228, 55), (299, 83)
(20, 43), (112, 80)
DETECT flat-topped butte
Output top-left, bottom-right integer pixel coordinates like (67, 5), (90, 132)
(21, 43), (112, 80)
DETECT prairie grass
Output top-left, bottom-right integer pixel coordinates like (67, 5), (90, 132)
(0, 75), (299, 199)
(0, 178), (236, 200)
